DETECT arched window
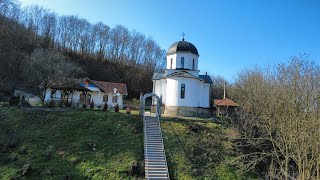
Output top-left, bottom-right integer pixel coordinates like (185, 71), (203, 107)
(170, 58), (173, 69)
(192, 59), (195, 70)
(103, 94), (108, 102)
(181, 57), (184, 69)
(181, 84), (185, 99)
(112, 95), (118, 104)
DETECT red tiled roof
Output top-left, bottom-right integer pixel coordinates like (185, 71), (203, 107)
(92, 80), (128, 95)
(214, 98), (239, 107)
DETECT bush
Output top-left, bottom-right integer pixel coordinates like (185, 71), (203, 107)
(90, 100), (94, 109)
(103, 103), (108, 111)
(58, 101), (63, 107)
(126, 107), (131, 115)
(9, 96), (20, 106)
(45, 100), (56, 108)
(115, 104), (119, 113)
(18, 96), (31, 107)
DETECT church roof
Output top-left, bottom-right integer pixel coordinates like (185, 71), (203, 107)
(167, 40), (199, 56)
(152, 73), (165, 80)
(153, 72), (212, 84)
(199, 75), (213, 84)
(164, 71), (201, 80)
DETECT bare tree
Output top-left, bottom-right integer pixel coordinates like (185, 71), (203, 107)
(26, 48), (82, 107)
(210, 75), (227, 100)
(231, 56), (320, 179)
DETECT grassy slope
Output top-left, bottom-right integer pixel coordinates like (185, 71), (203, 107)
(0, 107), (256, 179)
(0, 107), (143, 179)
(161, 117), (257, 180)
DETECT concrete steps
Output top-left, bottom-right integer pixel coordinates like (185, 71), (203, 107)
(144, 113), (169, 180)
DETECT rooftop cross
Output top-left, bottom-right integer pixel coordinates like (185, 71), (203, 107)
(182, 32), (185, 41)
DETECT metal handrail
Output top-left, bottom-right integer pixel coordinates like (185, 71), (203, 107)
(157, 114), (170, 179)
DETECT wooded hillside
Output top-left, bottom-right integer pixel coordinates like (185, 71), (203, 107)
(0, 0), (165, 98)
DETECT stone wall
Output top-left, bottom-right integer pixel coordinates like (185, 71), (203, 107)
(164, 106), (211, 118)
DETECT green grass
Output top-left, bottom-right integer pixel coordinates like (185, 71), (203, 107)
(161, 117), (257, 180)
(0, 107), (143, 179)
(0, 106), (256, 179)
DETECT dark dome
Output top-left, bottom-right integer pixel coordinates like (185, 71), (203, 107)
(166, 40), (199, 56)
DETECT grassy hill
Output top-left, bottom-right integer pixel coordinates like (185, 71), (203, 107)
(0, 107), (143, 179)
(161, 117), (257, 180)
(0, 107), (256, 179)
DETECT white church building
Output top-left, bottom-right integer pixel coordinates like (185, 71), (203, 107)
(152, 38), (212, 117)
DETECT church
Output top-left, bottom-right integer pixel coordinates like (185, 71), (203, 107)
(152, 38), (212, 117)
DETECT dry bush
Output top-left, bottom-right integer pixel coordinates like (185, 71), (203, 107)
(231, 56), (320, 180)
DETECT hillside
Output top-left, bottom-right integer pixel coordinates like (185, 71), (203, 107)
(0, 107), (258, 179)
(0, 107), (144, 179)
(161, 117), (256, 180)
(0, 1), (165, 99)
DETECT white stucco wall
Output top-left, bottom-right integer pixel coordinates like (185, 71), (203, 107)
(200, 83), (211, 107)
(164, 77), (211, 108)
(153, 79), (167, 105)
(167, 52), (199, 70)
(45, 89), (124, 108)
(45, 89), (62, 102)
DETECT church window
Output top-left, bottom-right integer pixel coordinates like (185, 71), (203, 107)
(192, 59), (195, 70)
(181, 57), (184, 69)
(170, 58), (173, 69)
(181, 84), (185, 99)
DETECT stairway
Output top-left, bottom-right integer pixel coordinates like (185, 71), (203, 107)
(144, 113), (170, 179)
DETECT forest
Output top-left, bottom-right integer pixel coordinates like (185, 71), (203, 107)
(0, 0), (165, 99)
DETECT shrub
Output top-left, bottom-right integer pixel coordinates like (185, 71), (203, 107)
(126, 107), (131, 115)
(18, 96), (31, 107)
(115, 104), (119, 113)
(103, 103), (108, 111)
(90, 100), (94, 109)
(45, 100), (56, 108)
(9, 96), (20, 106)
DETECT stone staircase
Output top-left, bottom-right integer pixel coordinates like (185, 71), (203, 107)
(144, 113), (170, 179)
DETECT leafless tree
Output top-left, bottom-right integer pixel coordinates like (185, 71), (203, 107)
(26, 48), (82, 107)
(231, 56), (320, 179)
(210, 75), (227, 100)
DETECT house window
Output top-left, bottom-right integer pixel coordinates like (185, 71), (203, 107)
(181, 84), (185, 99)
(193, 59), (195, 70)
(181, 57), (184, 69)
(170, 58), (173, 69)
(112, 95), (118, 104)
(103, 94), (108, 102)
(50, 90), (56, 98)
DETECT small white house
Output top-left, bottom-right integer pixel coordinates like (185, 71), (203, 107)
(152, 38), (212, 117)
(45, 78), (128, 108)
